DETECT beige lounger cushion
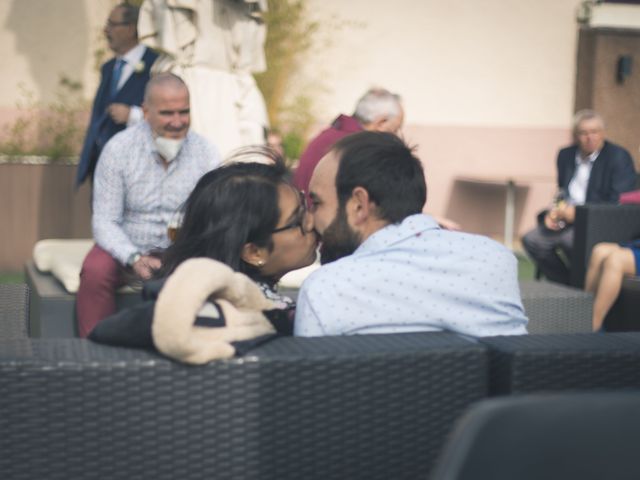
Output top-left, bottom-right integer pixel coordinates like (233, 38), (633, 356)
(33, 239), (94, 293)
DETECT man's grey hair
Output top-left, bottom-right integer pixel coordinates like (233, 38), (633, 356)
(144, 72), (189, 104)
(353, 88), (402, 125)
(117, 2), (140, 26)
(573, 109), (605, 134)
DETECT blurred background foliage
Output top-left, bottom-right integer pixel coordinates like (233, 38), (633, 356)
(254, 0), (320, 162)
(0, 75), (87, 160)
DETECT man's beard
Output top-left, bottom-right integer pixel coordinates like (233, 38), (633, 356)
(319, 206), (362, 265)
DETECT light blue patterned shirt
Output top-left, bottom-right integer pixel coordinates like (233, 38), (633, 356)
(294, 214), (528, 338)
(92, 122), (220, 264)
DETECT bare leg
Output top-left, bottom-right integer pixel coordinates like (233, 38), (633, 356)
(585, 243), (619, 293)
(592, 247), (636, 331)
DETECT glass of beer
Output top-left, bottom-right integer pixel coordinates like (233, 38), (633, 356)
(167, 209), (184, 243)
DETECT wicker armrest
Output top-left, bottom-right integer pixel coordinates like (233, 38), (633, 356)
(479, 332), (640, 395)
(0, 284), (30, 340)
(571, 204), (640, 287)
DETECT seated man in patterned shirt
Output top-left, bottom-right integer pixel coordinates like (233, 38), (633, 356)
(76, 73), (221, 337)
(294, 131), (528, 338)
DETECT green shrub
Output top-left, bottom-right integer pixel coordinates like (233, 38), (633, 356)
(255, 0), (320, 163)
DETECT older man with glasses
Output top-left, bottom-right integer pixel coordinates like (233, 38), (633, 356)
(76, 2), (159, 188)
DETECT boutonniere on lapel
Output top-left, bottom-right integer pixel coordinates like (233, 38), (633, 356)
(134, 60), (145, 74)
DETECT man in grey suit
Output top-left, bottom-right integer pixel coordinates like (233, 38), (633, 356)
(522, 110), (636, 285)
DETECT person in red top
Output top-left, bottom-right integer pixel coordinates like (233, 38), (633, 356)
(293, 88), (461, 231)
(293, 88), (404, 194)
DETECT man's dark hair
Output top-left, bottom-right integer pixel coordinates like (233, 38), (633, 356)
(332, 131), (427, 224)
(160, 158), (289, 280)
(118, 3), (140, 26)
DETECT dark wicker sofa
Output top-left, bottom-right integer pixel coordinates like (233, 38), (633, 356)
(0, 333), (488, 480)
(2, 331), (640, 480)
(3, 282), (640, 479)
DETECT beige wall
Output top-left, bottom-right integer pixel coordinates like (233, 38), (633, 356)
(0, 0), (113, 105)
(295, 0), (594, 241)
(302, 0), (583, 127)
(0, 0), (635, 260)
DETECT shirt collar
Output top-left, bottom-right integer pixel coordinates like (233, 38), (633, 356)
(575, 148), (600, 165)
(119, 43), (146, 68)
(354, 214), (440, 256)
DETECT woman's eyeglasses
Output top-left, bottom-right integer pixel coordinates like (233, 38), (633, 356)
(272, 190), (308, 235)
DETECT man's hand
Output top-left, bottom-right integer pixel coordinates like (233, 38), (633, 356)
(543, 211), (563, 231)
(557, 203), (576, 224)
(544, 204), (575, 231)
(132, 255), (162, 280)
(107, 103), (131, 124)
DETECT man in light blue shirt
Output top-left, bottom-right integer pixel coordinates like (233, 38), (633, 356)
(294, 131), (528, 338)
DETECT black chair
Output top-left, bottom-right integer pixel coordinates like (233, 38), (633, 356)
(0, 283), (30, 339)
(571, 203), (640, 288)
(531, 203), (640, 286)
(605, 276), (640, 331)
(571, 203), (640, 330)
(431, 392), (640, 480)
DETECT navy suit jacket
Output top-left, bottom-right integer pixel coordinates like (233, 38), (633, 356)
(557, 140), (636, 203)
(76, 46), (158, 186)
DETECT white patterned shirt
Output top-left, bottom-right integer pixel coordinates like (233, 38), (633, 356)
(92, 121), (220, 264)
(568, 149), (600, 205)
(294, 214), (528, 338)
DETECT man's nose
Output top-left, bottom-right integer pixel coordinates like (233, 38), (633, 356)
(168, 113), (185, 126)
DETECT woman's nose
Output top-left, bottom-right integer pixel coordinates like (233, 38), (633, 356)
(302, 210), (314, 233)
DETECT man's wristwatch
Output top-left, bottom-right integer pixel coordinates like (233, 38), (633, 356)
(127, 252), (142, 267)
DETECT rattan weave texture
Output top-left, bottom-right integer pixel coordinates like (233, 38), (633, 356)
(0, 333), (487, 480)
(519, 281), (592, 334)
(0, 283), (29, 339)
(479, 333), (640, 395)
(251, 333), (487, 479)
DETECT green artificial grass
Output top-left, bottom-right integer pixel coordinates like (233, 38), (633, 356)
(516, 253), (535, 280)
(0, 272), (25, 284)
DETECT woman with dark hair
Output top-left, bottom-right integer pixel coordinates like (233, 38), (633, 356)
(89, 148), (316, 351)
(160, 148), (318, 307)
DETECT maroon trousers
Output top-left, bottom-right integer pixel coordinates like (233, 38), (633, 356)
(76, 244), (126, 337)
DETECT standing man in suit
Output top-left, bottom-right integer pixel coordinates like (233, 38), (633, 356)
(76, 3), (158, 187)
(522, 109), (636, 285)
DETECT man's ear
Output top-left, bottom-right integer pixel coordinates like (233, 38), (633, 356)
(367, 115), (388, 132)
(240, 243), (269, 268)
(347, 186), (375, 225)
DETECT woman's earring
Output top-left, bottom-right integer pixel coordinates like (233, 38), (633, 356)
(256, 260), (265, 267)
